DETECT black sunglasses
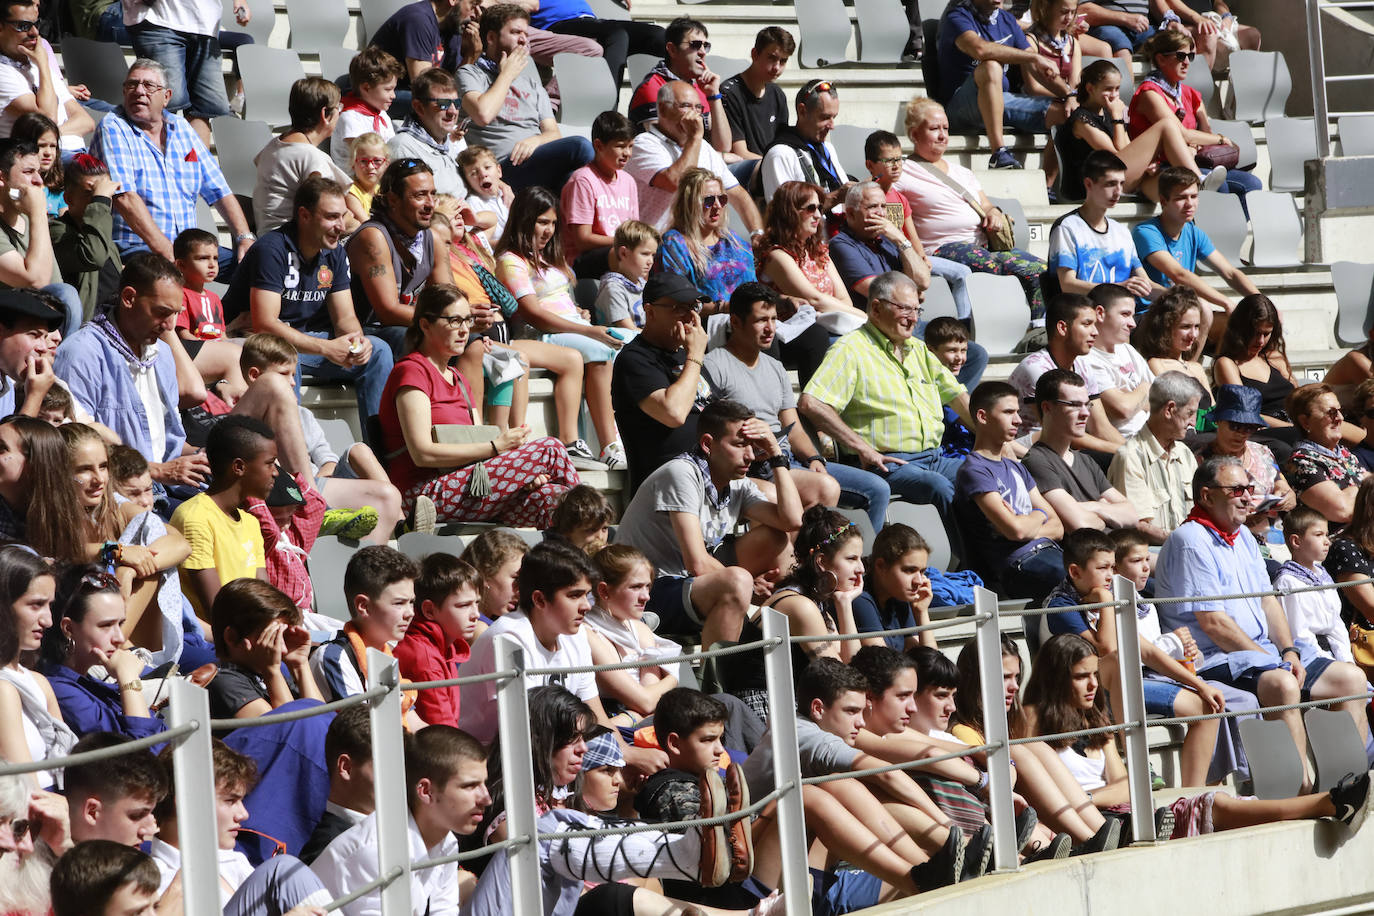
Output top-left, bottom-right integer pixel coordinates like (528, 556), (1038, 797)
(1171, 50), (1197, 63)
(416, 97), (458, 110)
(3, 18), (36, 32)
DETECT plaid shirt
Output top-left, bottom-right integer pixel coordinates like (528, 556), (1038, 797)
(803, 322), (965, 455)
(91, 107), (231, 256)
(246, 474), (326, 614)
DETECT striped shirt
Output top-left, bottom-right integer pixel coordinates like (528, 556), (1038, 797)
(91, 108), (232, 256)
(803, 322), (965, 454)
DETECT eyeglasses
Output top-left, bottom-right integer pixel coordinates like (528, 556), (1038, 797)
(873, 156), (903, 166)
(356, 157), (387, 167)
(679, 38), (712, 52)
(1210, 482), (1255, 497)
(1171, 50), (1197, 63)
(1227, 422), (1262, 434)
(701, 194), (727, 209)
(1052, 399), (1090, 410)
(123, 79), (167, 92)
(434, 314), (474, 329)
(417, 97), (458, 110)
(670, 101), (705, 112)
(871, 297), (921, 317)
(797, 202), (821, 213)
(4, 818), (29, 842)
(2, 18), (36, 32)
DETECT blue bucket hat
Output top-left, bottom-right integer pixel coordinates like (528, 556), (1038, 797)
(1212, 384), (1268, 427)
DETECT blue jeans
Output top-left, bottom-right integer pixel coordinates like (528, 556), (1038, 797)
(1001, 539), (1064, 605)
(500, 136), (594, 192)
(43, 283), (83, 341)
(879, 449), (964, 513)
(296, 330), (395, 419)
(931, 256), (973, 320)
(828, 461), (891, 532)
(1219, 167), (1261, 217)
(946, 71), (1052, 136)
(1088, 24), (1156, 54)
(728, 158), (759, 189)
(95, 2), (132, 43)
(130, 22), (233, 119)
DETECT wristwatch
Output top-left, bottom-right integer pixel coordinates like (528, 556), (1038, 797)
(119, 678), (144, 693)
(234, 232), (256, 244)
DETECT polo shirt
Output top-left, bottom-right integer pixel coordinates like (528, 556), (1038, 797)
(937, 1), (1030, 101)
(803, 322), (964, 455)
(367, 0), (445, 88)
(828, 225), (900, 310)
(1132, 217), (1216, 288)
(1107, 425), (1197, 529)
(223, 222), (351, 331)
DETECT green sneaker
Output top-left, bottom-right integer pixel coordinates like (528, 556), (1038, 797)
(320, 506), (379, 540)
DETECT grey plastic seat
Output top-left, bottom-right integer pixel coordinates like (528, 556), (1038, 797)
(315, 417), (358, 459)
(829, 124), (870, 181)
(1304, 708), (1368, 793)
(1183, 54), (1213, 107)
(196, 198), (220, 234)
(582, 0), (630, 20)
(966, 272), (1031, 356)
(220, 0), (275, 46)
(396, 531), (472, 561)
(57, 35), (128, 106)
(286, 0), (351, 52)
(987, 195), (1030, 251)
(920, 276), (958, 323)
(310, 536), (361, 621)
(627, 53), (659, 89)
(1209, 119), (1258, 172)
(705, 56), (748, 81)
(1228, 49), (1292, 123)
(211, 116), (271, 197)
(855, 0), (908, 64)
(318, 47), (355, 84)
(360, 0), (411, 44)
(1331, 261), (1374, 347)
(885, 502), (951, 572)
(1238, 717), (1306, 799)
(553, 54), (617, 125)
(1265, 116), (1318, 193)
(1338, 114), (1374, 157)
(833, 507), (877, 554)
(1081, 56), (1133, 100)
(237, 46), (307, 127)
(795, 0), (852, 68)
(1194, 189), (1247, 265)
(1245, 189), (1302, 268)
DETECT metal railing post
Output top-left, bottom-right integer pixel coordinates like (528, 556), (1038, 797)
(973, 587), (1017, 871)
(167, 679), (220, 916)
(1308, 0), (1332, 157)
(761, 608), (809, 915)
(495, 636), (543, 915)
(367, 649), (413, 916)
(1112, 576), (1156, 844)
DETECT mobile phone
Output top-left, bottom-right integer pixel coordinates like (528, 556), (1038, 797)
(8, 188), (19, 201)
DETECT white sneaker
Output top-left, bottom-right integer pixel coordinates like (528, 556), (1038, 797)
(565, 438), (607, 470)
(1202, 165), (1228, 192)
(600, 440), (626, 469)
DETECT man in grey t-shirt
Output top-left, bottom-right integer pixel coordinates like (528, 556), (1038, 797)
(615, 398), (801, 649)
(456, 4), (592, 192)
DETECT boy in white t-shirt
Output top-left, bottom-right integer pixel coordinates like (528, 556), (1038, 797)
(458, 145), (514, 249)
(1048, 151), (1162, 303)
(1084, 282), (1154, 438)
(1276, 506), (1353, 664)
(331, 47), (404, 173)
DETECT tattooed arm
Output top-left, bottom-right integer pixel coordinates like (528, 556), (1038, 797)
(346, 224), (411, 327)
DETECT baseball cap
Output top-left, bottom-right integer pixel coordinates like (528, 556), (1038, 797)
(0, 289), (63, 330)
(643, 273), (709, 308)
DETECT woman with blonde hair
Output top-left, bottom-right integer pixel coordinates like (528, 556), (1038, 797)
(657, 167), (756, 316)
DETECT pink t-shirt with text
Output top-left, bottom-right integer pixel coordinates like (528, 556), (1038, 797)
(560, 165), (639, 261)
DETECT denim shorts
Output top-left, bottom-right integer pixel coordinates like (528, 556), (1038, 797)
(1142, 677), (1184, 716)
(542, 330), (619, 363)
(946, 71), (1052, 135)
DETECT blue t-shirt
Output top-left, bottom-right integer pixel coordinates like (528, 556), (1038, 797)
(937, 1), (1029, 100)
(529, 0), (592, 29)
(1041, 577), (1095, 647)
(368, 0), (444, 88)
(1131, 217), (1216, 288)
(954, 452), (1039, 575)
(1048, 211), (1140, 286)
(851, 590), (917, 651)
(223, 224), (351, 332)
(828, 226), (899, 311)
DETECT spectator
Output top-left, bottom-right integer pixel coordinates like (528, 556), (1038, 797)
(799, 271), (972, 513)
(609, 272), (711, 491)
(344, 133), (388, 228)
(1008, 292), (1125, 452)
(584, 546), (680, 723)
(1352, 380), (1374, 471)
(299, 705), (373, 864)
(1214, 294), (1317, 460)
(1025, 368), (1148, 536)
(395, 553), (479, 729)
(246, 460), (327, 617)
(925, 318), (980, 453)
(346, 158), (453, 354)
(0, 137), (82, 340)
(627, 81), (761, 233)
(721, 28), (794, 165)
(12, 113), (65, 217)
(378, 284), (580, 527)
(92, 59), (255, 277)
(0, 547), (71, 789)
(208, 577), (324, 720)
(615, 398), (802, 649)
(123, 0), (242, 146)
(655, 167), (756, 313)
(526, 0), (666, 93)
(1108, 370), (1203, 533)
(759, 80), (846, 204)
(755, 180), (865, 327)
(1325, 478), (1374, 642)
(852, 523), (935, 652)
(1127, 30), (1258, 207)
(48, 842), (163, 916)
(936, 0), (1069, 171)
(545, 486), (613, 556)
(1285, 383), (1369, 525)
(703, 281), (887, 530)
(1196, 384), (1295, 541)
(628, 17), (732, 157)
(63, 733), (167, 845)
(954, 381), (1066, 603)
(1078, 1), (1153, 58)
(1133, 285), (1211, 410)
(897, 97), (1047, 320)
(0, 1), (94, 151)
(331, 48), (404, 173)
(594, 219), (657, 330)
(860, 131), (949, 266)
(1084, 283), (1152, 439)
(51, 153), (121, 323)
(387, 67), (467, 196)
(252, 78), (353, 234)
(561, 111), (639, 278)
(456, 4), (594, 192)
(0, 283), (63, 419)
(1047, 150), (1159, 303)
(1131, 167), (1257, 342)
(367, 0), (462, 91)
(762, 507), (869, 667)
(1323, 328), (1374, 400)
(457, 144), (512, 249)
(1275, 505), (1352, 664)
(1157, 456), (1373, 787)
(462, 528), (527, 629)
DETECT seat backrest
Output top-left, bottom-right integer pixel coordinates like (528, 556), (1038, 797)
(220, 0), (275, 45)
(309, 536), (360, 621)
(1209, 119), (1258, 171)
(1339, 115), (1374, 157)
(1245, 189), (1302, 268)
(795, 0), (853, 68)
(210, 117), (272, 197)
(582, 0), (630, 20)
(573, 278), (600, 313)
(966, 273), (1031, 356)
(854, 0), (909, 64)
(1265, 116), (1319, 193)
(318, 47), (355, 85)
(833, 507), (877, 554)
(1304, 707), (1369, 793)
(1229, 49), (1292, 123)
(705, 56), (749, 82)
(285, 0), (351, 50)
(552, 54), (617, 125)
(885, 502), (951, 572)
(920, 276), (958, 323)
(238, 46), (307, 127)
(987, 196), (1030, 251)
(57, 35), (128, 106)
(1082, 56), (1134, 101)
(627, 53), (659, 90)
(314, 417), (357, 459)
(829, 124), (871, 181)
(359, 0), (411, 44)
(1331, 261), (1374, 347)
(1194, 189), (1248, 265)
(396, 531), (472, 561)
(1183, 54), (1214, 106)
(1238, 717), (1306, 799)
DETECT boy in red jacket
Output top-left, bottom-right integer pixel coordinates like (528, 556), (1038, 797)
(395, 554), (481, 727)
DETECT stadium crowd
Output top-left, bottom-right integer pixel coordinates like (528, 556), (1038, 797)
(0, 0), (1373, 913)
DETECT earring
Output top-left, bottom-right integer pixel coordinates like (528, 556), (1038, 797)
(817, 568), (839, 596)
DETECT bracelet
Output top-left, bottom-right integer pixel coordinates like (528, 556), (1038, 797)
(707, 93), (722, 101)
(1112, 117), (1126, 124)
(489, 440), (498, 457)
(685, 356), (704, 368)
(804, 454), (826, 466)
(1031, 507), (1049, 521)
(1280, 646), (1300, 658)
(118, 678), (143, 693)
(897, 239), (913, 251)
(767, 454), (789, 469)
(973, 770), (989, 793)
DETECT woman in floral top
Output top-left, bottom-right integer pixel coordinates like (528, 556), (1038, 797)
(656, 167), (756, 311)
(1284, 384), (1369, 525)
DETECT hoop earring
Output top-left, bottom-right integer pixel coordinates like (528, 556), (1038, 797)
(817, 568), (839, 596)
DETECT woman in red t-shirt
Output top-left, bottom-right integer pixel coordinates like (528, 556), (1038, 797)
(378, 285), (579, 527)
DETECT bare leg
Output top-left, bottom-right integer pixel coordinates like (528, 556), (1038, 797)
(231, 372), (313, 478)
(1309, 662), (1372, 746)
(822, 777), (947, 859)
(189, 116), (212, 148)
(1211, 789), (1336, 831)
(1009, 743), (1098, 842)
(508, 339), (583, 443)
(343, 443), (388, 483)
(584, 360), (618, 449)
(732, 524), (791, 580)
(1172, 689), (1221, 787)
(510, 370), (529, 429)
(190, 339), (247, 400)
(1023, 741), (1108, 832)
(787, 467), (841, 511)
(124, 575), (162, 652)
(1255, 668), (1312, 791)
(975, 60), (1007, 150)
(319, 477), (405, 546)
(689, 566), (752, 646)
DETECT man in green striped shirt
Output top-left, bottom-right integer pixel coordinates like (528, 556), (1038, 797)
(799, 271), (972, 512)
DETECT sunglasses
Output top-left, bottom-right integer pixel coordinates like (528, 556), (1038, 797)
(797, 202), (822, 213)
(701, 194), (727, 209)
(1170, 50), (1197, 63)
(801, 80), (837, 103)
(417, 97), (458, 110)
(81, 570), (120, 590)
(1210, 483), (1255, 497)
(2, 18), (35, 31)
(680, 38), (712, 52)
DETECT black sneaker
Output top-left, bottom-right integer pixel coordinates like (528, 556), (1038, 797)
(1152, 805), (1176, 842)
(961, 823), (993, 881)
(1024, 832), (1073, 863)
(1329, 771), (1373, 831)
(1015, 806), (1039, 852)
(989, 147), (1022, 169)
(910, 824), (965, 890)
(1071, 818), (1121, 856)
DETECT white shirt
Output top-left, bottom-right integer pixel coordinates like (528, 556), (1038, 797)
(312, 811), (460, 916)
(127, 348), (166, 464)
(625, 125), (738, 231)
(1276, 567), (1354, 663)
(759, 137), (844, 201)
(147, 837), (256, 905)
(457, 610), (597, 744)
(1083, 343), (1154, 438)
(125, 0), (221, 37)
(0, 42), (79, 148)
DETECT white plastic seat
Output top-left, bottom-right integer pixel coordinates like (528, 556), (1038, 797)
(552, 53), (618, 126)
(211, 116), (271, 197)
(237, 46), (307, 127)
(57, 35), (129, 106)
(1304, 708), (1369, 793)
(310, 536), (361, 621)
(1193, 189), (1247, 266)
(1244, 189), (1302, 268)
(966, 273), (1031, 357)
(1338, 114), (1374, 157)
(920, 276), (958, 324)
(1265, 116), (1318, 193)
(828, 124), (870, 182)
(286, 0), (351, 52)
(795, 0), (853, 68)
(1238, 717), (1305, 799)
(1228, 49), (1292, 123)
(1331, 261), (1374, 348)
(1209, 119), (1258, 171)
(854, 0), (909, 64)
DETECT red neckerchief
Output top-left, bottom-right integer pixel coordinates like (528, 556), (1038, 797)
(340, 91), (386, 132)
(1185, 506), (1240, 547)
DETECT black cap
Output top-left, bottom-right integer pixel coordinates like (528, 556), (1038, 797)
(0, 289), (63, 330)
(643, 273), (709, 308)
(265, 470), (306, 508)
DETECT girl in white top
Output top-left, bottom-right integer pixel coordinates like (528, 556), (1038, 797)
(583, 545), (679, 725)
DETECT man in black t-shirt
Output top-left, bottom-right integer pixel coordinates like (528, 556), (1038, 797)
(719, 28), (794, 175)
(610, 273), (712, 491)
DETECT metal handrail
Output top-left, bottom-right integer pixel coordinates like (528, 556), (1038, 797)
(0, 721), (195, 777)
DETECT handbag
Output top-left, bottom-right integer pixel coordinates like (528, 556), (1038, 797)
(1349, 621), (1374, 669)
(1195, 143), (1239, 170)
(433, 424), (503, 498)
(916, 159), (1016, 251)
